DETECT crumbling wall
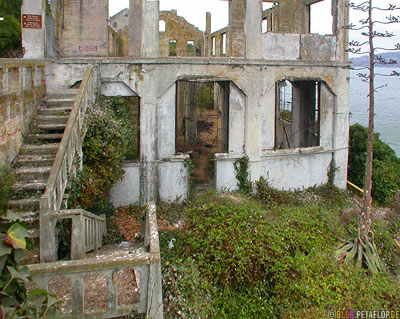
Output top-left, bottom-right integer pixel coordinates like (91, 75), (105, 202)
(159, 10), (204, 57)
(0, 61), (45, 166)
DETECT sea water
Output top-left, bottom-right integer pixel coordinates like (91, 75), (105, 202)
(350, 68), (400, 156)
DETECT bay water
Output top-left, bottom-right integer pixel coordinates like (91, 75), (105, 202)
(350, 68), (400, 156)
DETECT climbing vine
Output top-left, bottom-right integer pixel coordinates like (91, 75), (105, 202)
(233, 156), (253, 195)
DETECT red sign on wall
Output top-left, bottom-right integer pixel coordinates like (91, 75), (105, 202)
(77, 45), (99, 52)
(22, 14), (42, 29)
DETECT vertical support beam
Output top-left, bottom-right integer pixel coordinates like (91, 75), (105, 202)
(71, 214), (85, 260)
(228, 0), (246, 57)
(245, 0), (262, 59)
(71, 276), (84, 318)
(21, 0), (46, 58)
(39, 196), (57, 263)
(333, 0), (349, 62)
(205, 12), (211, 56)
(107, 271), (117, 312)
(129, 0), (159, 57)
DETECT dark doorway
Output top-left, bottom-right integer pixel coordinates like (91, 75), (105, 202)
(176, 80), (229, 188)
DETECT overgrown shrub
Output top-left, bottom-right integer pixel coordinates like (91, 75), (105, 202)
(0, 166), (15, 215)
(69, 95), (137, 215)
(348, 123), (400, 205)
(161, 189), (399, 319)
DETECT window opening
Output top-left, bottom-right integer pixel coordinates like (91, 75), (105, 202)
(169, 40), (177, 56)
(275, 80), (320, 149)
(159, 20), (166, 32)
(309, 0), (333, 34)
(262, 18), (268, 33)
(176, 80), (229, 187)
(187, 40), (195, 56)
(221, 33), (227, 55)
(212, 37), (216, 56)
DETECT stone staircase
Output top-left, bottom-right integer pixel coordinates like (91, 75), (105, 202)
(8, 89), (78, 262)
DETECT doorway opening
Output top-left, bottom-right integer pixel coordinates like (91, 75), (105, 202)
(176, 80), (229, 188)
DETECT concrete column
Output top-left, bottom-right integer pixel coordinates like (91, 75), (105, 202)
(228, 0), (245, 57)
(205, 12), (211, 56)
(21, 0), (46, 58)
(129, 0), (159, 58)
(333, 0), (349, 62)
(245, 0), (262, 59)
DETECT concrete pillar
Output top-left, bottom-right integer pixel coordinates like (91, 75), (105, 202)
(129, 0), (159, 58)
(245, 0), (262, 59)
(228, 0), (245, 57)
(333, 0), (349, 62)
(205, 12), (211, 56)
(21, 0), (46, 58)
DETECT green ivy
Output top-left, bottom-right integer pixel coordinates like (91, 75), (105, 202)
(233, 156), (253, 195)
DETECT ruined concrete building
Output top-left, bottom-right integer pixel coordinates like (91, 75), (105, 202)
(17, 0), (349, 205)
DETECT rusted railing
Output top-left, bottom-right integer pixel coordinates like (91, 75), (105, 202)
(51, 210), (106, 260)
(40, 65), (99, 263)
(28, 202), (163, 319)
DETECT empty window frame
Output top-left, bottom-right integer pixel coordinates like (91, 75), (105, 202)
(212, 36), (216, 56)
(176, 80), (229, 184)
(187, 40), (195, 56)
(159, 19), (166, 32)
(221, 33), (227, 55)
(309, 0), (333, 34)
(169, 39), (177, 56)
(275, 80), (320, 149)
(262, 18), (268, 33)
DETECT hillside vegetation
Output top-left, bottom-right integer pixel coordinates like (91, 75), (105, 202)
(155, 184), (400, 318)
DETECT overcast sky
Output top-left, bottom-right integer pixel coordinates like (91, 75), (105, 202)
(109, 0), (400, 51)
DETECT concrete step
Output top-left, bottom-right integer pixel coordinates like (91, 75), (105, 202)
(35, 115), (69, 125)
(35, 123), (67, 131)
(8, 197), (40, 212)
(38, 106), (72, 116)
(29, 133), (63, 142)
(46, 89), (79, 100)
(16, 154), (55, 167)
(18, 211), (40, 227)
(13, 166), (51, 182)
(20, 144), (59, 156)
(11, 181), (47, 192)
(45, 98), (75, 108)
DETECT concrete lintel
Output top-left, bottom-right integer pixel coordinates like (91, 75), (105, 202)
(49, 58), (351, 68)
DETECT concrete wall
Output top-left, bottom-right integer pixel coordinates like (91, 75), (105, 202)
(0, 60), (45, 166)
(263, 34), (337, 61)
(110, 162), (141, 206)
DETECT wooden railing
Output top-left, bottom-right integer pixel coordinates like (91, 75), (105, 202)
(28, 202), (163, 319)
(40, 65), (99, 263)
(51, 210), (106, 260)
